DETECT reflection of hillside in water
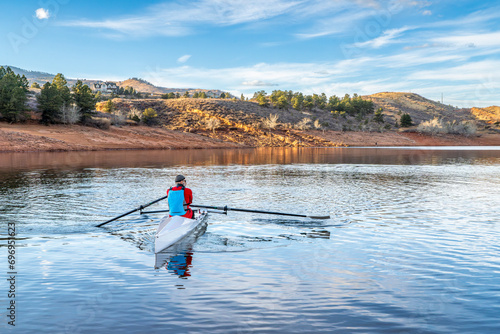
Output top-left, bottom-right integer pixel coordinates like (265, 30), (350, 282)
(2, 147), (500, 173)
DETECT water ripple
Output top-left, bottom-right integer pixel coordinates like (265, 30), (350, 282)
(1, 149), (500, 333)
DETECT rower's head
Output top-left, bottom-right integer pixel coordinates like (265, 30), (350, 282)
(175, 174), (186, 185)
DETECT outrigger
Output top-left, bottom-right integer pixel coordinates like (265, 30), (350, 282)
(97, 196), (330, 253)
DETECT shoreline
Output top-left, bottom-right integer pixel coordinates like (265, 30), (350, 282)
(1, 122), (500, 153)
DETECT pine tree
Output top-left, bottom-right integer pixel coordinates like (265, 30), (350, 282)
(400, 113), (413, 127)
(303, 95), (314, 110)
(374, 108), (384, 123)
(142, 107), (158, 125)
(276, 95), (289, 109)
(327, 95), (340, 112)
(38, 82), (63, 124)
(102, 99), (114, 113)
(292, 93), (304, 110)
(72, 80), (96, 122)
(0, 66), (28, 122)
(52, 73), (72, 107)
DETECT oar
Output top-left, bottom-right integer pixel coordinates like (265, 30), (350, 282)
(96, 194), (169, 227)
(190, 204), (330, 219)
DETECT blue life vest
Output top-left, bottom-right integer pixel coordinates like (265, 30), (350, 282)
(168, 186), (186, 216)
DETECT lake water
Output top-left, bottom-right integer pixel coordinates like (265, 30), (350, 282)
(1, 147), (500, 333)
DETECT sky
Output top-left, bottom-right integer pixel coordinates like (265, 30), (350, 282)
(1, 0), (499, 107)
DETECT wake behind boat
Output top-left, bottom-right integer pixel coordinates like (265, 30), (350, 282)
(155, 211), (208, 253)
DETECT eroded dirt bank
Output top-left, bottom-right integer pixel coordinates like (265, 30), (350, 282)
(1, 123), (499, 153)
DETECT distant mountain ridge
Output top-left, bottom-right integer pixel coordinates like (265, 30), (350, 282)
(4, 65), (226, 96)
(116, 78), (226, 96)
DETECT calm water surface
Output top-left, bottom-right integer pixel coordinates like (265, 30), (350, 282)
(1, 147), (500, 333)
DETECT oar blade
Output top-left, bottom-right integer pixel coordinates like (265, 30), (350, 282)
(307, 215), (331, 220)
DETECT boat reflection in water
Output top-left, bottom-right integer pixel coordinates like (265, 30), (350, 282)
(154, 220), (208, 274)
(159, 251), (194, 277)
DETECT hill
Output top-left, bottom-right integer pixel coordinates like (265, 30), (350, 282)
(470, 106), (500, 124)
(3, 97), (499, 153)
(117, 78), (227, 97)
(364, 92), (476, 126)
(103, 98), (340, 147)
(4, 65), (55, 83)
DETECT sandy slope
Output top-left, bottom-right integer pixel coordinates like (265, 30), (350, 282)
(0, 123), (241, 152)
(1, 122), (499, 153)
(310, 130), (500, 147)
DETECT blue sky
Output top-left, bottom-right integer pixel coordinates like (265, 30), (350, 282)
(2, 0), (499, 107)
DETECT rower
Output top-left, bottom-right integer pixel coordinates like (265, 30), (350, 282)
(167, 175), (194, 219)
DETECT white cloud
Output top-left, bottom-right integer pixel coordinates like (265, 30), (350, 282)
(408, 60), (500, 82)
(142, 61), (354, 93)
(353, 26), (411, 48)
(242, 80), (279, 87)
(59, 0), (302, 37)
(422, 10), (432, 15)
(427, 7), (500, 29)
(138, 48), (500, 107)
(295, 9), (374, 39)
(58, 0), (425, 39)
(432, 31), (500, 48)
(35, 8), (50, 20)
(177, 55), (191, 63)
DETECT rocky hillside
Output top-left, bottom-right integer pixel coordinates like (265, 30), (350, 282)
(105, 98), (344, 147)
(94, 91), (500, 147)
(364, 92), (477, 126)
(471, 106), (500, 124)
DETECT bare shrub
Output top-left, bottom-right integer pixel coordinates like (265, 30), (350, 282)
(450, 120), (477, 135)
(262, 113), (279, 130)
(110, 110), (127, 125)
(295, 117), (312, 130)
(90, 117), (111, 130)
(313, 119), (321, 130)
(60, 104), (80, 124)
(418, 118), (477, 136)
(205, 117), (221, 133)
(128, 107), (142, 122)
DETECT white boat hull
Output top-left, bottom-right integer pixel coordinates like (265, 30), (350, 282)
(154, 211), (208, 253)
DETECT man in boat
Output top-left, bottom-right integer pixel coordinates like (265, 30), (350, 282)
(167, 175), (194, 219)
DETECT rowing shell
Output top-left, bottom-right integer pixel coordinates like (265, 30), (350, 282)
(155, 211), (208, 253)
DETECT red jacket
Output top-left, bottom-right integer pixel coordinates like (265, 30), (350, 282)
(167, 185), (193, 210)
